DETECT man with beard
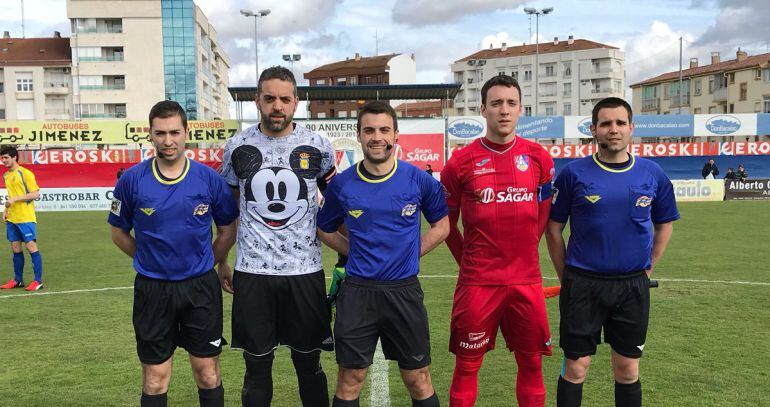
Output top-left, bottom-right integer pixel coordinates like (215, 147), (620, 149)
(109, 101), (239, 407)
(317, 100), (448, 407)
(219, 66), (336, 407)
(546, 97), (678, 407)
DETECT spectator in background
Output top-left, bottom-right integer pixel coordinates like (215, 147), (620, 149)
(425, 164), (433, 176)
(117, 167), (126, 180)
(701, 159), (719, 179)
(724, 168), (738, 180)
(736, 164), (748, 180)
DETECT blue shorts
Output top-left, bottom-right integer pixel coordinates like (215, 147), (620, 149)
(7, 222), (37, 243)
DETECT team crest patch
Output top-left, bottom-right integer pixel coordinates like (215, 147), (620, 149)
(140, 207), (156, 216)
(110, 198), (122, 216)
(401, 203), (417, 217)
(193, 203), (210, 216)
(348, 209), (364, 219)
(635, 196), (652, 207)
(514, 154), (529, 172)
(584, 195), (601, 204)
(299, 152), (311, 170)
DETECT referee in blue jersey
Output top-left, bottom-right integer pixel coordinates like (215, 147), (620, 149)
(317, 101), (449, 407)
(109, 101), (238, 407)
(545, 97), (679, 407)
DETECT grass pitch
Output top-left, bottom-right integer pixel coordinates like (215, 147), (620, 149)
(0, 201), (768, 406)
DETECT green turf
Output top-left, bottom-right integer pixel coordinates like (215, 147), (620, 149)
(0, 201), (768, 406)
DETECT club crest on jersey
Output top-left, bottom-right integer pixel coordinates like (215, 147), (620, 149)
(193, 203), (210, 216)
(514, 154), (530, 172)
(299, 152), (311, 170)
(401, 203), (417, 217)
(635, 196), (652, 207)
(348, 209), (364, 219)
(140, 207), (156, 216)
(584, 195), (601, 204)
(110, 198), (122, 216)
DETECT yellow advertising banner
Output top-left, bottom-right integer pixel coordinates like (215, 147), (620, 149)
(0, 120), (240, 145)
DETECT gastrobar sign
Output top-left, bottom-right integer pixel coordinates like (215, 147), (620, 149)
(724, 178), (770, 201)
(0, 187), (113, 211)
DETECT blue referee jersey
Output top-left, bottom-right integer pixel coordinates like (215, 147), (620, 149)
(317, 160), (448, 281)
(550, 154), (680, 275)
(108, 158), (239, 280)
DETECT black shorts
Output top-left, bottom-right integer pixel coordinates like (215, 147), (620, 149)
(334, 276), (431, 370)
(231, 270), (334, 356)
(559, 267), (650, 359)
(133, 269), (226, 365)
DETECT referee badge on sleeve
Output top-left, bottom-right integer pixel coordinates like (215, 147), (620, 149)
(110, 198), (122, 215)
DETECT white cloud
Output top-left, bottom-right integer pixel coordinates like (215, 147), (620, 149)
(623, 21), (696, 87)
(391, 0), (527, 26)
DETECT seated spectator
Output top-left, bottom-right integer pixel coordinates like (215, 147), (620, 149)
(736, 164), (748, 180)
(724, 168), (738, 180)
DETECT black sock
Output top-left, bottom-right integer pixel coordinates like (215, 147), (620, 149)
(557, 375), (583, 407)
(291, 349), (329, 407)
(615, 380), (642, 407)
(198, 384), (224, 407)
(412, 392), (440, 406)
(141, 392), (167, 407)
(332, 395), (359, 406)
(242, 351), (274, 407)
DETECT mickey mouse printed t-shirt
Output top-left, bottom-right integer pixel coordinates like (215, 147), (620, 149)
(220, 123), (336, 276)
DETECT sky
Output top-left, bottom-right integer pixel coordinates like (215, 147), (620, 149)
(1, 0), (768, 118)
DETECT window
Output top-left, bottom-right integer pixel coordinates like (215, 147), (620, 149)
(563, 82), (572, 97)
(350, 76), (357, 85)
(544, 105), (555, 115)
(763, 68), (770, 82)
(694, 79), (702, 96)
(0, 109), (5, 119)
(0, 82), (4, 93)
(17, 100), (34, 119)
(728, 103), (734, 113)
(316, 112), (326, 118)
(316, 79), (326, 85)
(614, 80), (622, 93)
(16, 72), (33, 92)
(540, 82), (556, 97)
(544, 64), (555, 77)
(350, 110), (357, 118)
(694, 107), (702, 114)
(708, 78), (714, 94)
(523, 66), (532, 81)
(524, 106), (532, 116)
(739, 82), (747, 101)
(563, 102), (571, 115)
(511, 71), (518, 80)
(592, 60), (601, 72)
(337, 78), (346, 86)
(764, 96), (770, 113)
(755, 69), (762, 80)
(563, 62), (572, 78)
(728, 72), (735, 84)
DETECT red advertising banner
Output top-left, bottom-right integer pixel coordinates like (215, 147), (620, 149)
(394, 133), (445, 171)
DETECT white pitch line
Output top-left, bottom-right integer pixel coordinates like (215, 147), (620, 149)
(370, 339), (390, 407)
(2, 275), (769, 300)
(0, 286), (133, 299)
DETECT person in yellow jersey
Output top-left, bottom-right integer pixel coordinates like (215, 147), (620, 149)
(0, 146), (44, 291)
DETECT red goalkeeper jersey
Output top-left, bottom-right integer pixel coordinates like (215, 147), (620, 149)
(441, 136), (554, 285)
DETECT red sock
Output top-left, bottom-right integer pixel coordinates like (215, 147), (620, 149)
(449, 355), (484, 407)
(514, 352), (546, 407)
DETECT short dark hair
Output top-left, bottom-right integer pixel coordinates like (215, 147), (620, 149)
(592, 97), (633, 125)
(149, 100), (188, 129)
(0, 146), (18, 159)
(258, 66), (297, 96)
(481, 74), (522, 105)
(357, 101), (399, 132)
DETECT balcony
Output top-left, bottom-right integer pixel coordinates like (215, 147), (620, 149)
(713, 87), (727, 102)
(642, 98), (660, 111)
(79, 55), (124, 62)
(591, 87), (613, 98)
(80, 112), (126, 119)
(80, 83), (125, 90)
(43, 83), (70, 94)
(671, 94), (690, 108)
(45, 108), (71, 120)
(563, 91), (572, 98)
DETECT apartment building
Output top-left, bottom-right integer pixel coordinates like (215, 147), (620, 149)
(67, 0), (230, 120)
(451, 36), (625, 116)
(393, 100), (454, 118)
(0, 33), (72, 121)
(631, 50), (770, 115)
(303, 53), (416, 118)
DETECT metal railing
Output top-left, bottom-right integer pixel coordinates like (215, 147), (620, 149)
(642, 98), (660, 111)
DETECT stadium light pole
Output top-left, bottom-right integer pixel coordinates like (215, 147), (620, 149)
(282, 54), (301, 78)
(524, 7), (553, 116)
(240, 9), (271, 85)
